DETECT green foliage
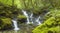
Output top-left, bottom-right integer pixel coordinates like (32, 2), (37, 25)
(0, 0), (12, 5)
(44, 9), (60, 20)
(0, 3), (20, 18)
(0, 0), (60, 33)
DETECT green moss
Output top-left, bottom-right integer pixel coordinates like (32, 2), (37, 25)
(48, 26), (60, 33)
(17, 15), (27, 23)
(17, 15), (27, 19)
(0, 17), (12, 30)
(32, 16), (60, 33)
(44, 17), (55, 26)
(1, 18), (11, 24)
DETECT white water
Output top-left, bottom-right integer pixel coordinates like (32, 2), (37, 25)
(30, 13), (33, 24)
(36, 16), (41, 25)
(12, 19), (19, 31)
(22, 10), (30, 24)
(22, 10), (41, 25)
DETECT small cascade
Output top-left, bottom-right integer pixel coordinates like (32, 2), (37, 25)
(22, 10), (30, 24)
(22, 10), (42, 25)
(36, 16), (41, 25)
(12, 19), (19, 31)
(30, 13), (33, 24)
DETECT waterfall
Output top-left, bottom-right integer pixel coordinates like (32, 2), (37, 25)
(22, 10), (30, 24)
(22, 10), (42, 25)
(30, 13), (33, 24)
(12, 19), (19, 31)
(36, 16), (41, 25)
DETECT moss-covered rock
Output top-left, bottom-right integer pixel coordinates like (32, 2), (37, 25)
(32, 16), (60, 33)
(17, 14), (26, 19)
(17, 15), (27, 23)
(33, 9), (60, 33)
(0, 17), (12, 30)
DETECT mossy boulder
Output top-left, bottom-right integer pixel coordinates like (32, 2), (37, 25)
(32, 17), (60, 33)
(17, 15), (27, 23)
(0, 17), (12, 30)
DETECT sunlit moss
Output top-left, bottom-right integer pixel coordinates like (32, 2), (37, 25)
(33, 16), (60, 33)
(17, 15), (27, 19)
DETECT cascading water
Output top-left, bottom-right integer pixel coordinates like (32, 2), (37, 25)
(22, 10), (42, 25)
(12, 19), (19, 31)
(36, 16), (41, 25)
(30, 13), (33, 24)
(22, 10), (30, 24)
